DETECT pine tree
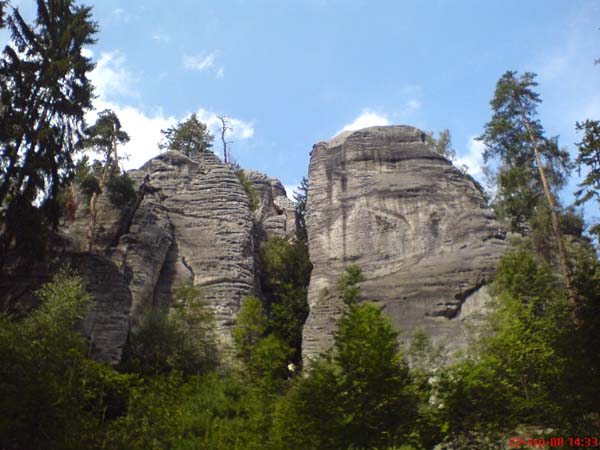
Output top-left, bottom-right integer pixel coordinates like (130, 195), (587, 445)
(478, 71), (577, 318)
(574, 119), (600, 240)
(159, 113), (213, 157)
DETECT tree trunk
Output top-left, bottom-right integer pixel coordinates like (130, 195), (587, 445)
(516, 96), (579, 324)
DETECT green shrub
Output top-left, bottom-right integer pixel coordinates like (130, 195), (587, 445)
(106, 172), (137, 207)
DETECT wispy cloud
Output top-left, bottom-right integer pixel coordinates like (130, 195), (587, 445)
(284, 183), (300, 202)
(533, 1), (600, 134)
(151, 31), (172, 43)
(400, 99), (421, 115)
(183, 51), (224, 78)
(112, 8), (130, 23)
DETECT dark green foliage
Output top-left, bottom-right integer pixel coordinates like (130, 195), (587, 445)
(273, 299), (417, 450)
(105, 172), (137, 207)
(575, 119), (600, 206)
(293, 176), (309, 243)
(105, 371), (274, 450)
(566, 244), (600, 420)
(235, 169), (260, 211)
(438, 245), (574, 436)
(122, 282), (217, 376)
(0, 269), (133, 450)
(271, 357), (343, 450)
(0, 0), (97, 257)
(259, 236), (311, 364)
(79, 173), (102, 199)
(334, 302), (417, 448)
(232, 296), (269, 365)
(232, 296), (292, 390)
(477, 71), (571, 231)
(159, 112), (213, 157)
(407, 331), (447, 448)
(336, 263), (366, 305)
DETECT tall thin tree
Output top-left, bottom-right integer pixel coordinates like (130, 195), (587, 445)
(478, 71), (577, 319)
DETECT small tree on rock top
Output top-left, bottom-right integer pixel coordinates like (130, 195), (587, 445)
(159, 113), (213, 157)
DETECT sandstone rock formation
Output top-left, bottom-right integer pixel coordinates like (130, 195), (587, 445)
(302, 125), (507, 364)
(245, 170), (296, 240)
(1, 150), (294, 363)
(0, 241), (132, 365)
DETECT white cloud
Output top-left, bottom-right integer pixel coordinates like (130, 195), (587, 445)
(337, 109), (391, 135)
(183, 51), (224, 78)
(88, 51), (137, 100)
(455, 136), (485, 178)
(284, 183), (301, 202)
(83, 48), (251, 170)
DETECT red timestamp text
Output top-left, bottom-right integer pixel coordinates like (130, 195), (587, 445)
(508, 436), (599, 448)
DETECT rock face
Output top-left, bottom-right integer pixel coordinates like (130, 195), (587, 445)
(123, 151), (257, 355)
(2, 150), (294, 363)
(245, 170), (296, 240)
(0, 243), (132, 365)
(302, 126), (507, 363)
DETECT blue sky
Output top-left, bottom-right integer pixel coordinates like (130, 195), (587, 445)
(4, 0), (600, 219)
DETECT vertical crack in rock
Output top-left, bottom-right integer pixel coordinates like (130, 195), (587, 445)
(181, 256), (195, 281)
(303, 125), (508, 365)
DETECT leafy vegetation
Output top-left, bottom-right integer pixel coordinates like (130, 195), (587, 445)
(2, 2), (600, 449)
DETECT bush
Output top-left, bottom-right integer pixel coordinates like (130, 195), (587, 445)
(106, 172), (137, 207)
(80, 173), (102, 200)
(0, 269), (133, 450)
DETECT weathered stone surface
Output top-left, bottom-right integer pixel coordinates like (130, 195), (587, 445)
(124, 151), (257, 351)
(0, 244), (131, 364)
(303, 125), (507, 364)
(245, 170), (296, 240)
(2, 150), (273, 362)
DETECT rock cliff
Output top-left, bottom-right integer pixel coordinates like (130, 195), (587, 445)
(1, 150), (295, 363)
(2, 126), (508, 366)
(302, 126), (507, 363)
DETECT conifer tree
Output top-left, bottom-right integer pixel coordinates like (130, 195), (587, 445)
(82, 110), (130, 251)
(293, 176), (309, 243)
(159, 113), (213, 157)
(0, 0), (97, 259)
(478, 71), (576, 317)
(574, 119), (600, 239)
